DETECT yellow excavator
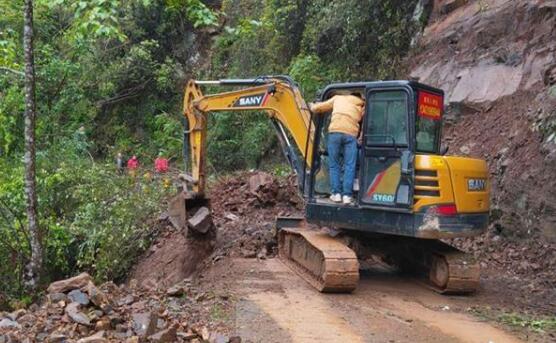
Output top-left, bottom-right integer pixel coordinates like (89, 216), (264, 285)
(177, 75), (490, 294)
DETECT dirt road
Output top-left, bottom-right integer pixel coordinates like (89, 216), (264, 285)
(208, 258), (527, 343)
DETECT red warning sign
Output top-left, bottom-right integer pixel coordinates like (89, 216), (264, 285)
(418, 91), (443, 120)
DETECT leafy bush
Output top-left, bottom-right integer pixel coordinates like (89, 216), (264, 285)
(288, 54), (332, 100)
(207, 111), (276, 171)
(0, 139), (172, 306)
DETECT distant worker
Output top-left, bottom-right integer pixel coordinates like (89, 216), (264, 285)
(154, 152), (169, 173)
(310, 93), (365, 204)
(127, 155), (139, 177)
(116, 152), (126, 174)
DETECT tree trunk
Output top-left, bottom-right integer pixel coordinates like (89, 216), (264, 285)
(23, 0), (42, 290)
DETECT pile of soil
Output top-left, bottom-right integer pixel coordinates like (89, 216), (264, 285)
(129, 221), (215, 288)
(129, 172), (303, 292)
(208, 171), (304, 260)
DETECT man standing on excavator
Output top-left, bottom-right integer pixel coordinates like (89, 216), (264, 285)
(310, 93), (365, 204)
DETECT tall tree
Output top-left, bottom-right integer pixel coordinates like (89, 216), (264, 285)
(23, 0), (42, 289)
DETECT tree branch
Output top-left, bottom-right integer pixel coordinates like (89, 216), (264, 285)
(0, 66), (25, 77)
(95, 79), (152, 108)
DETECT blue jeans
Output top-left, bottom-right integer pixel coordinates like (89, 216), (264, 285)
(327, 132), (358, 196)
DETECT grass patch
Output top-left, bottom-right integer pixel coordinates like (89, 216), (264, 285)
(470, 307), (556, 334)
(497, 313), (556, 333)
(210, 303), (229, 321)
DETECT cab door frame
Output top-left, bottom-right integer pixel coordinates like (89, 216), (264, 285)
(358, 85), (416, 212)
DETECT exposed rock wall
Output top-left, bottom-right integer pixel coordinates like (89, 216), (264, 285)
(411, 0), (555, 104)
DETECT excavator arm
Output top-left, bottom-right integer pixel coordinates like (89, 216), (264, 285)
(182, 76), (316, 195)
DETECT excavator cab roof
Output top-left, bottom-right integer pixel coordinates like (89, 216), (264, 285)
(319, 80), (444, 100)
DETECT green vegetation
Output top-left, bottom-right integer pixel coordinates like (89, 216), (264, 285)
(498, 313), (556, 333)
(0, 0), (215, 307)
(471, 308), (556, 334)
(0, 0), (424, 306)
(207, 0), (422, 170)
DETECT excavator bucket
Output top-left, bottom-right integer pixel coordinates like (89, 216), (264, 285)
(167, 192), (187, 230)
(167, 174), (214, 235)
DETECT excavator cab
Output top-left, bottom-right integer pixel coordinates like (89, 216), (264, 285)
(310, 81), (436, 209)
(306, 81), (489, 241)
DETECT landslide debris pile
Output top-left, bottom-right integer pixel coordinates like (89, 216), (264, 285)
(452, 230), (556, 313)
(130, 219), (215, 289)
(209, 172), (304, 259)
(0, 273), (240, 343)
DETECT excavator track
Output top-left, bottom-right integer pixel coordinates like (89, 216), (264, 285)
(278, 228), (359, 293)
(427, 245), (480, 294)
(352, 235), (480, 294)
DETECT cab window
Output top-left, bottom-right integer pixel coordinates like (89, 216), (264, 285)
(415, 90), (442, 153)
(415, 116), (440, 153)
(366, 91), (408, 146)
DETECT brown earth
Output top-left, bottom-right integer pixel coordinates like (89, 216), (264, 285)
(129, 221), (215, 288)
(207, 171), (304, 261)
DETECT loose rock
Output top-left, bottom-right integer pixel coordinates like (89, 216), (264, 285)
(0, 318), (20, 329)
(65, 303), (91, 326)
(47, 333), (67, 343)
(166, 285), (186, 297)
(7, 309), (26, 321)
(76, 331), (107, 343)
(48, 293), (67, 303)
(148, 324), (178, 342)
(131, 312), (157, 338)
(95, 318), (111, 331)
(86, 282), (108, 308)
(68, 289), (90, 306)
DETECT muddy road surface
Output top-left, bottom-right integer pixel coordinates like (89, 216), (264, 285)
(202, 258), (530, 343)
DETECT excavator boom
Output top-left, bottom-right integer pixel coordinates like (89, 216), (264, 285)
(183, 76), (315, 195)
(179, 76), (360, 292)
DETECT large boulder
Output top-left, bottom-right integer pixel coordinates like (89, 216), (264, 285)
(47, 273), (92, 294)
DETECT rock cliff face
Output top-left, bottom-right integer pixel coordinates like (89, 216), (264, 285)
(412, 0), (555, 104)
(410, 0), (556, 240)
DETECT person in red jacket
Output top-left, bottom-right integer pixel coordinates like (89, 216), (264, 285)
(154, 152), (169, 173)
(127, 155), (139, 177)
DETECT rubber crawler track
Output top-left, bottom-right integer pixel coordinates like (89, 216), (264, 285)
(427, 246), (481, 294)
(278, 228), (359, 293)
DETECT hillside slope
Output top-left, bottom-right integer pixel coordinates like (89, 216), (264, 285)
(408, 0), (556, 311)
(410, 0), (556, 241)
